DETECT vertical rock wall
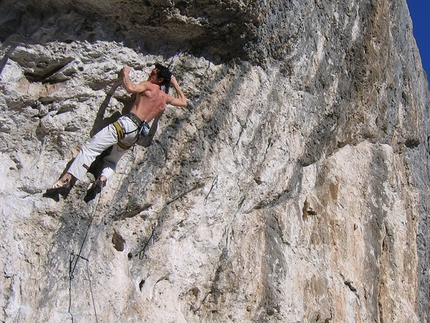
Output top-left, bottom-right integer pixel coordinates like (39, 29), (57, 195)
(0, 0), (429, 322)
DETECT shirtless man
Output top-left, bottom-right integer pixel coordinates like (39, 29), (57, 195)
(123, 64), (187, 122)
(49, 63), (187, 196)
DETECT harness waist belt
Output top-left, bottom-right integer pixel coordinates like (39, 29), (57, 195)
(125, 113), (150, 137)
(113, 114), (151, 150)
(126, 113), (143, 127)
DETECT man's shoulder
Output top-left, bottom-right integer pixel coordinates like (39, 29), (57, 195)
(136, 81), (158, 94)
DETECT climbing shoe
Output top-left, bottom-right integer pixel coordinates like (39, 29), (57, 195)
(84, 178), (106, 203)
(51, 179), (71, 189)
(43, 179), (73, 201)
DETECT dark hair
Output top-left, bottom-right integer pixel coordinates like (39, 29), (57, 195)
(155, 63), (172, 92)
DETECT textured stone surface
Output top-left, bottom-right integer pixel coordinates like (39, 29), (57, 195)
(1, 0), (430, 322)
(0, 0), (265, 60)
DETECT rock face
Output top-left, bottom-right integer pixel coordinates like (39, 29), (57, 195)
(1, 0), (430, 322)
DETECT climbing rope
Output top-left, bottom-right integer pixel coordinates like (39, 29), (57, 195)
(67, 52), (184, 321)
(69, 193), (100, 280)
(67, 146), (136, 323)
(68, 192), (101, 323)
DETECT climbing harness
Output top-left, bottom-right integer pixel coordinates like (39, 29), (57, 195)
(113, 113), (150, 149)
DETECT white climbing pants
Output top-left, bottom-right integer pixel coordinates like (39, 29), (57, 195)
(67, 116), (139, 181)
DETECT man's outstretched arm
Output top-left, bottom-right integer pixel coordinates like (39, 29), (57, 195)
(121, 65), (148, 93)
(167, 76), (187, 107)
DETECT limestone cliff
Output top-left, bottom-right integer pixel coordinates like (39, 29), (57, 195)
(1, 0), (430, 322)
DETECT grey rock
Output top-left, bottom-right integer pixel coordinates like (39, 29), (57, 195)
(0, 0), (429, 322)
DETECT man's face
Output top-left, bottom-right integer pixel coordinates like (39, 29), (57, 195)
(148, 68), (162, 84)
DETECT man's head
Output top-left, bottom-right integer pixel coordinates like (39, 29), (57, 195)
(148, 63), (171, 87)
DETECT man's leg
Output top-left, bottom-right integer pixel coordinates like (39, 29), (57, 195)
(54, 124), (118, 187)
(83, 144), (128, 202)
(96, 115), (139, 184)
(99, 144), (129, 182)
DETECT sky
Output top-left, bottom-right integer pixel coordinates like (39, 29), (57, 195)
(407, 0), (430, 85)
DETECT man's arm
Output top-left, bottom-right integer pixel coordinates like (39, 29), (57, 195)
(121, 65), (148, 93)
(166, 76), (187, 107)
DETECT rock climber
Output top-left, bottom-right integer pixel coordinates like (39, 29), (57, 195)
(46, 63), (187, 199)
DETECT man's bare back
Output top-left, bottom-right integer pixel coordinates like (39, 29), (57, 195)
(122, 65), (187, 122)
(129, 82), (167, 122)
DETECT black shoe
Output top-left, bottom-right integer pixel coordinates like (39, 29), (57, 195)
(84, 178), (106, 203)
(43, 180), (73, 201)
